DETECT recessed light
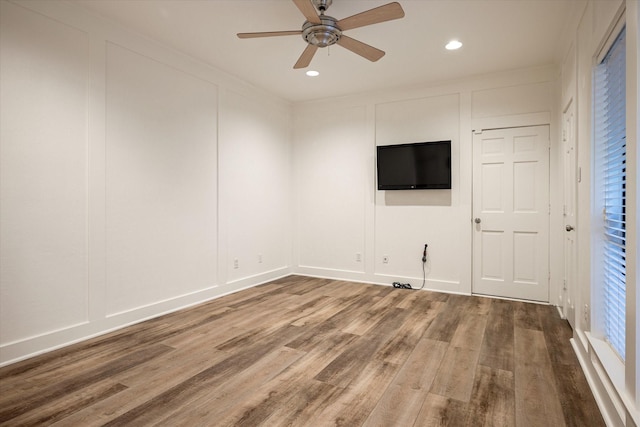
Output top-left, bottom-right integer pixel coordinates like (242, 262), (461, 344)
(306, 70), (320, 77)
(445, 40), (463, 50)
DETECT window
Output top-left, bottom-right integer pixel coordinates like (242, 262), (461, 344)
(593, 26), (626, 360)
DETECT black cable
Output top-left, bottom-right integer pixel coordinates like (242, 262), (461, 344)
(392, 244), (428, 291)
(416, 245), (427, 290)
(418, 254), (426, 290)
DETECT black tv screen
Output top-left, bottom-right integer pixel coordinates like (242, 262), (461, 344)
(377, 141), (451, 190)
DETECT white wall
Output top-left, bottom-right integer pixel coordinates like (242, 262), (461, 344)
(374, 94), (463, 293)
(294, 105), (369, 275)
(104, 43), (219, 316)
(0, 1), (90, 345)
(218, 89), (292, 288)
(293, 67), (560, 296)
(0, 0), (292, 365)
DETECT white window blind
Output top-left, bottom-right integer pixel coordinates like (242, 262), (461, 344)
(594, 26), (626, 360)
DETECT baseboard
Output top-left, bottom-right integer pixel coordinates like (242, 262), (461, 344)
(293, 266), (465, 294)
(570, 337), (629, 427)
(0, 268), (291, 367)
(295, 265), (367, 282)
(224, 267), (292, 289)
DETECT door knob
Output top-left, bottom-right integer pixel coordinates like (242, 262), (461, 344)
(565, 225), (574, 231)
(474, 218), (481, 224)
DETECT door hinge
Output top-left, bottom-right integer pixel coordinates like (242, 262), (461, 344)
(563, 279), (567, 290)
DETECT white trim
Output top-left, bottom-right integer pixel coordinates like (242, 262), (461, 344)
(596, 11), (628, 64)
(590, 14), (635, 424)
(471, 112), (550, 133)
(572, 337), (624, 427)
(292, 272), (472, 296)
(105, 284), (220, 318)
(0, 271), (291, 367)
(224, 266), (292, 286)
(588, 332), (640, 426)
(292, 267), (465, 294)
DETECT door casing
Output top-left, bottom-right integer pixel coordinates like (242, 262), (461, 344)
(472, 125), (551, 302)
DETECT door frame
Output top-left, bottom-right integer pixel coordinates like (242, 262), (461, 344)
(562, 99), (577, 327)
(470, 119), (552, 302)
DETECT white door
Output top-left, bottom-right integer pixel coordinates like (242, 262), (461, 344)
(472, 125), (550, 302)
(562, 102), (577, 328)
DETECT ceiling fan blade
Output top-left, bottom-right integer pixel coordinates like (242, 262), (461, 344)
(337, 35), (385, 62)
(294, 44), (318, 69)
(292, 0), (321, 24)
(337, 2), (405, 31)
(237, 30), (302, 39)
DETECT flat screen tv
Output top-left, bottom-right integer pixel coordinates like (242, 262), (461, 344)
(377, 140), (451, 190)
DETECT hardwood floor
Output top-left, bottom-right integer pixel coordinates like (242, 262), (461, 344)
(0, 276), (604, 426)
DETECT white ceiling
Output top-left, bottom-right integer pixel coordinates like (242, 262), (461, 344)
(71, 0), (583, 103)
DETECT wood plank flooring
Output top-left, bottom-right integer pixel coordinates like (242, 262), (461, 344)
(0, 276), (605, 426)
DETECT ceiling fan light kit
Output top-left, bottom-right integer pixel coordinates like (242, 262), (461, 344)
(237, 0), (405, 69)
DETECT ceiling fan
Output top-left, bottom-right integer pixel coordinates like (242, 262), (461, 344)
(237, 0), (405, 69)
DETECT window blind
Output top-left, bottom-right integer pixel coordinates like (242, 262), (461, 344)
(594, 27), (626, 360)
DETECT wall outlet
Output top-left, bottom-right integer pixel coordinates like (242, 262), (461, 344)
(356, 252), (362, 262)
(382, 255), (389, 264)
(258, 254), (263, 263)
(233, 258), (239, 269)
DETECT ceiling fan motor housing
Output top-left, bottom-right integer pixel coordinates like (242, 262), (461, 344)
(302, 15), (341, 47)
